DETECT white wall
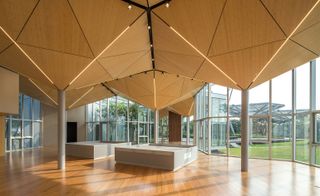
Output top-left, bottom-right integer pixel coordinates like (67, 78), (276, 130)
(0, 67), (19, 115)
(42, 104), (86, 151)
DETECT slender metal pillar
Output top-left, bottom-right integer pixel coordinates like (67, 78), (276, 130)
(194, 95), (197, 145)
(154, 109), (159, 143)
(186, 117), (190, 144)
(310, 60), (316, 164)
(58, 90), (66, 169)
(241, 89), (249, 172)
(207, 84), (211, 154)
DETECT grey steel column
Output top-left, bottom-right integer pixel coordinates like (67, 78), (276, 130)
(58, 90), (66, 169)
(154, 109), (159, 143)
(186, 116), (190, 144)
(241, 89), (249, 172)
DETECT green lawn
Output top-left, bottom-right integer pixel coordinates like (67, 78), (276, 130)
(219, 141), (320, 164)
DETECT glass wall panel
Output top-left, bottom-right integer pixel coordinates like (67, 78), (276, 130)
(109, 97), (117, 121)
(33, 99), (41, 120)
(23, 121), (32, 137)
(6, 94), (43, 151)
(11, 120), (22, 137)
(23, 95), (32, 120)
(210, 84), (227, 117)
(272, 71), (292, 114)
(249, 117), (269, 159)
(316, 146), (320, 166)
(296, 114), (310, 163)
(211, 118), (227, 155)
(316, 114), (320, 143)
(229, 89), (241, 116)
(23, 138), (32, 148)
(249, 81), (269, 115)
(129, 101), (138, 121)
(117, 97), (127, 121)
(33, 122), (41, 147)
(229, 117), (241, 156)
(117, 121), (127, 141)
(272, 115), (292, 160)
(12, 139), (21, 150)
(101, 100), (108, 121)
(296, 63), (310, 112)
(316, 58), (320, 110)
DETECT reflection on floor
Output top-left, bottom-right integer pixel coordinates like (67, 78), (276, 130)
(0, 148), (319, 195)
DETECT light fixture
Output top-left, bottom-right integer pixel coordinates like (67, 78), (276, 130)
(165, 2), (169, 8)
(148, 26), (151, 30)
(128, 4), (132, 10)
(150, 44), (153, 48)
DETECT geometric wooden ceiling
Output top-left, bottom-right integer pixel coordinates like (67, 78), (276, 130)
(1, 0), (320, 109)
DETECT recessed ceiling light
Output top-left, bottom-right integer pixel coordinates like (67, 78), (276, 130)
(148, 26), (151, 30)
(165, 2), (169, 8)
(128, 4), (132, 10)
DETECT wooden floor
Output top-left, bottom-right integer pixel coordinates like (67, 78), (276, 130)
(0, 148), (319, 196)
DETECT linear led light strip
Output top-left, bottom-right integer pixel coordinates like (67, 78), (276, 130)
(68, 86), (95, 109)
(0, 26), (55, 85)
(252, 0), (320, 83)
(68, 26), (130, 87)
(169, 27), (238, 87)
(29, 78), (58, 105)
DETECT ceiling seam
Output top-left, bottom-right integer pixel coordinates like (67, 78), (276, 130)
(292, 20), (320, 37)
(258, 0), (288, 37)
(115, 50), (150, 79)
(15, 0), (41, 40)
(68, 86), (95, 108)
(152, 12), (239, 87)
(65, 11), (145, 90)
(155, 49), (202, 57)
(0, 43), (13, 56)
(96, 61), (114, 81)
(98, 49), (148, 60)
(193, 0), (228, 79)
(17, 42), (93, 59)
(205, 0), (228, 57)
(101, 83), (117, 96)
(289, 38), (319, 56)
(251, 0), (320, 85)
(208, 39), (286, 58)
(66, 0), (96, 58)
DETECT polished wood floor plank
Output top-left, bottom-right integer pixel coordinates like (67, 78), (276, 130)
(0, 148), (319, 195)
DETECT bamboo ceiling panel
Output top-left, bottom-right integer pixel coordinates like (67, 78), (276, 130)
(208, 0), (286, 56)
(252, 40), (317, 88)
(210, 40), (284, 89)
(20, 44), (93, 89)
(19, 76), (57, 107)
(67, 62), (113, 90)
(17, 0), (93, 58)
(132, 0), (163, 7)
(107, 71), (204, 109)
(0, 44), (53, 87)
(169, 97), (194, 116)
(260, 0), (317, 36)
(153, 0), (226, 54)
(68, 0), (143, 56)
(0, 0), (38, 39)
(69, 85), (113, 109)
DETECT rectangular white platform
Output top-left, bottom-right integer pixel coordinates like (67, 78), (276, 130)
(115, 143), (198, 171)
(66, 141), (130, 159)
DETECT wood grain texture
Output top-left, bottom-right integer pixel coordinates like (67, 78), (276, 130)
(168, 111), (182, 142)
(1, 148), (319, 195)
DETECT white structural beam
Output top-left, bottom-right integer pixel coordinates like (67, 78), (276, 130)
(241, 89), (249, 172)
(58, 90), (66, 169)
(154, 109), (159, 143)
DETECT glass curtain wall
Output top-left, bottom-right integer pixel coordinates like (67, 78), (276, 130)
(86, 96), (154, 145)
(181, 116), (194, 143)
(194, 58), (320, 167)
(5, 94), (42, 151)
